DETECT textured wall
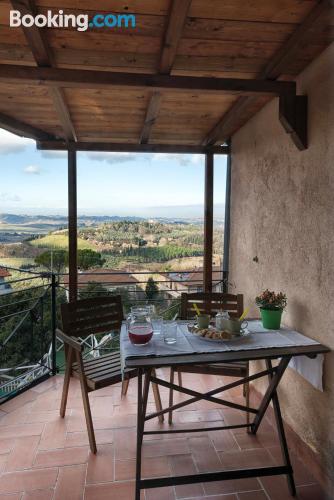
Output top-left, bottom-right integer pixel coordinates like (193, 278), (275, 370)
(229, 43), (334, 485)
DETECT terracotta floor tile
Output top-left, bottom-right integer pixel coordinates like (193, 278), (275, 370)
(0, 469), (58, 494)
(34, 446), (89, 468)
(219, 448), (275, 470)
(5, 435), (40, 472)
(233, 432), (266, 450)
(114, 428), (137, 460)
(175, 409), (222, 424)
(0, 494), (22, 500)
(115, 455), (170, 481)
(85, 481), (144, 500)
(86, 444), (114, 484)
(0, 456), (8, 474)
(170, 453), (204, 499)
(64, 428), (113, 449)
(296, 484), (328, 500)
(266, 446), (316, 486)
(30, 376), (63, 394)
(25, 410), (66, 424)
(38, 420), (66, 450)
(64, 412), (87, 433)
(209, 429), (239, 453)
(96, 413), (137, 429)
(30, 394), (59, 413)
(145, 486), (175, 500)
(237, 490), (268, 499)
(143, 437), (189, 458)
(0, 374), (327, 500)
(0, 391), (37, 413)
(89, 396), (114, 417)
(54, 464), (86, 500)
(22, 489), (54, 500)
(188, 436), (221, 472)
(0, 439), (14, 455)
(193, 496), (237, 500)
(259, 474), (295, 500)
(0, 407), (32, 426)
(203, 477), (262, 496)
(0, 423), (44, 441)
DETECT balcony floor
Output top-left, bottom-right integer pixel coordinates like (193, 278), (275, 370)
(0, 371), (327, 500)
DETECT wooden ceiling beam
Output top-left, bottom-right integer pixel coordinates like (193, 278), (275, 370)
(159, 0), (192, 75)
(203, 0), (333, 147)
(36, 141), (230, 155)
(0, 65), (296, 96)
(140, 92), (162, 144)
(0, 111), (56, 140)
(140, 0), (191, 144)
(10, 0), (76, 142)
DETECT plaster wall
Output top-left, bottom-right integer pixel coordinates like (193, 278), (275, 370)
(229, 42), (334, 486)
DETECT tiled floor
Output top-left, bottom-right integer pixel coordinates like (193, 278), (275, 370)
(0, 371), (327, 499)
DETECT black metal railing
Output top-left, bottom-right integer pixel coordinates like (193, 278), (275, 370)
(0, 268), (58, 402)
(0, 265), (228, 403)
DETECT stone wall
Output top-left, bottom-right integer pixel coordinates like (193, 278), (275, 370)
(229, 42), (334, 488)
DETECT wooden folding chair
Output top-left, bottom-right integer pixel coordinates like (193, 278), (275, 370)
(57, 296), (163, 453)
(169, 292), (250, 424)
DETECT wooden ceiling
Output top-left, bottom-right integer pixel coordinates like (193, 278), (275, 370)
(0, 0), (333, 150)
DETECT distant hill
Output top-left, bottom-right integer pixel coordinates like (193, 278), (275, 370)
(0, 213), (144, 226)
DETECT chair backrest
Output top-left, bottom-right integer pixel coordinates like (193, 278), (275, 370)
(180, 292), (243, 320)
(61, 295), (124, 338)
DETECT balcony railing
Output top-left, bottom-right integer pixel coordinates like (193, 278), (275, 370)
(0, 266), (227, 403)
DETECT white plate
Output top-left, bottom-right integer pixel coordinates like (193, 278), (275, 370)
(196, 328), (250, 342)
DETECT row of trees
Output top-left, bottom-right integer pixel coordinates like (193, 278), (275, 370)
(109, 245), (203, 263)
(34, 249), (105, 273)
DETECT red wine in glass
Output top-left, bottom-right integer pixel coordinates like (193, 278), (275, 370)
(128, 325), (153, 345)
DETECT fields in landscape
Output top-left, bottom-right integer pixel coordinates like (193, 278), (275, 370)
(0, 214), (223, 273)
(29, 234), (95, 250)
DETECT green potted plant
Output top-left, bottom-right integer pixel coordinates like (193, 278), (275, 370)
(255, 289), (287, 329)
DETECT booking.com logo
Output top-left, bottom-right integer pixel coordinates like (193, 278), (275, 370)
(9, 10), (136, 32)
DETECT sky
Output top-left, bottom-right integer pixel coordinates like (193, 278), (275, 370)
(0, 129), (227, 218)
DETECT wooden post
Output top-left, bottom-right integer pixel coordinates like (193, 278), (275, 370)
(223, 144), (232, 293)
(68, 150), (77, 302)
(203, 152), (214, 293)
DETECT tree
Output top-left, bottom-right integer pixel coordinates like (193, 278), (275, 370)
(35, 250), (67, 273)
(145, 277), (159, 301)
(77, 249), (105, 270)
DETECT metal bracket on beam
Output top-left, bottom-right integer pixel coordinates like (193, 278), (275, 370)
(279, 94), (308, 150)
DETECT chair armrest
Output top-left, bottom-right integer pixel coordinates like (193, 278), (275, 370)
(56, 328), (82, 352)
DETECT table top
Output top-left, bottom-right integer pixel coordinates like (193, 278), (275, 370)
(122, 320), (329, 369)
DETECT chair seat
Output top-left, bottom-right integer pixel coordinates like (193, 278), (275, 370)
(175, 361), (248, 377)
(73, 351), (137, 390)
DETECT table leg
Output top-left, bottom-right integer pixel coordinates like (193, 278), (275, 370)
(135, 369), (151, 500)
(266, 359), (296, 496)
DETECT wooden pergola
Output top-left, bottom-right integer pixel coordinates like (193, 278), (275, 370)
(1, 0), (333, 300)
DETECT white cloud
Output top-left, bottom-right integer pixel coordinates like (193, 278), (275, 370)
(0, 192), (21, 202)
(152, 153), (202, 167)
(41, 150), (67, 159)
(0, 128), (34, 154)
(24, 165), (41, 175)
(85, 152), (142, 165)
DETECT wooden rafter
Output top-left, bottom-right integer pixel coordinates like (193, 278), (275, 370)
(37, 141), (229, 155)
(11, 0), (76, 142)
(140, 0), (191, 144)
(203, 0), (333, 148)
(159, 0), (192, 75)
(0, 65), (296, 96)
(0, 111), (56, 141)
(140, 92), (162, 144)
